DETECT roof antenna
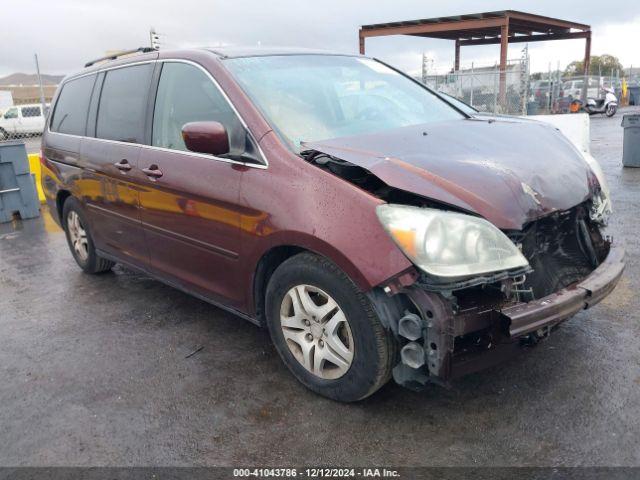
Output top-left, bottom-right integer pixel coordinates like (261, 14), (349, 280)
(150, 27), (161, 50)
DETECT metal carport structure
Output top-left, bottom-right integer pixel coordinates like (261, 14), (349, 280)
(359, 10), (592, 102)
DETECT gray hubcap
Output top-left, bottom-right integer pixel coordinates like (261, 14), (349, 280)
(67, 211), (89, 261)
(280, 284), (354, 380)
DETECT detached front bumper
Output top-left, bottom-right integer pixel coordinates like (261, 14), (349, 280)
(501, 244), (625, 338)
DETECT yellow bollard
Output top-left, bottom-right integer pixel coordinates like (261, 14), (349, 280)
(27, 153), (46, 203)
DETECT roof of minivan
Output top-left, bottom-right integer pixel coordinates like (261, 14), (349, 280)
(206, 46), (356, 58)
(69, 47), (358, 82)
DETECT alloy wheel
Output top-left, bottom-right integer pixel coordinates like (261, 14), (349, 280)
(280, 284), (354, 380)
(67, 211), (89, 262)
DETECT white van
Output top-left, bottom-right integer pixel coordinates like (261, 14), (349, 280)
(0, 103), (49, 140)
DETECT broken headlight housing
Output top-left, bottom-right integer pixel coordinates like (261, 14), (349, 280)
(582, 152), (612, 225)
(376, 204), (529, 279)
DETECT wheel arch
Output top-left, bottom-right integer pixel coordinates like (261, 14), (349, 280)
(55, 189), (72, 223)
(250, 235), (378, 325)
(253, 245), (306, 325)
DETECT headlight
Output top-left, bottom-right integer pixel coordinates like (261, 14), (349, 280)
(376, 204), (529, 279)
(582, 152), (612, 224)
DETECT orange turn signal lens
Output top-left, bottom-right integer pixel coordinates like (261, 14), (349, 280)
(389, 227), (418, 257)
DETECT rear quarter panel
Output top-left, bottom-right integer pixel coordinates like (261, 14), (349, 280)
(41, 129), (85, 225)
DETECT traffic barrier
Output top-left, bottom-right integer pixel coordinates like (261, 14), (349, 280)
(0, 141), (40, 222)
(28, 153), (46, 202)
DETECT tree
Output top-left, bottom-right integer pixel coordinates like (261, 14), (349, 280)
(564, 54), (624, 77)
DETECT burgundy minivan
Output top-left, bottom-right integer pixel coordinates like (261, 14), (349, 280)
(41, 47), (624, 401)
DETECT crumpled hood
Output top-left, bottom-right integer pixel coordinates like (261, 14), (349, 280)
(303, 118), (599, 230)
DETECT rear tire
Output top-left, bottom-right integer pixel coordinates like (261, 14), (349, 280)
(62, 197), (114, 274)
(265, 252), (395, 402)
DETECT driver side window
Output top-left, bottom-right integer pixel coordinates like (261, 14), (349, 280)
(4, 107), (18, 119)
(152, 62), (245, 155)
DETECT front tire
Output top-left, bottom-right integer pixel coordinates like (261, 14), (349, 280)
(606, 104), (617, 117)
(265, 252), (395, 402)
(62, 197), (114, 274)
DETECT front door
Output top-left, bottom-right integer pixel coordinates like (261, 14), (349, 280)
(138, 61), (257, 308)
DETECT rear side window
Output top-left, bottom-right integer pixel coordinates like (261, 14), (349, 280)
(50, 75), (96, 135)
(21, 106), (41, 118)
(96, 64), (153, 143)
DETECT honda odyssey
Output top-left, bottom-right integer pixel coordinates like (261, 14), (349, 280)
(41, 47), (624, 402)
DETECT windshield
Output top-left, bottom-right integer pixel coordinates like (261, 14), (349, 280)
(437, 91), (477, 114)
(225, 55), (463, 151)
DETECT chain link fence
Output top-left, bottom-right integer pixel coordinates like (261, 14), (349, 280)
(420, 41), (628, 116)
(420, 48), (531, 115)
(0, 79), (58, 153)
(529, 72), (624, 115)
(424, 60), (530, 115)
(422, 57), (627, 116)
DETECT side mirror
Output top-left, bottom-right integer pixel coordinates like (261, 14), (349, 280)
(181, 121), (230, 156)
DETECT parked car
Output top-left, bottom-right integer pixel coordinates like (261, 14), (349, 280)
(0, 103), (49, 140)
(530, 80), (552, 106)
(563, 78), (599, 100)
(531, 79), (569, 109)
(41, 48), (624, 402)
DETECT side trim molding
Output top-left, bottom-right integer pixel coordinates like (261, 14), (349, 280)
(96, 249), (259, 326)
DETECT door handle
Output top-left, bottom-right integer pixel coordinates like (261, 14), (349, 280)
(114, 159), (132, 171)
(142, 165), (163, 179)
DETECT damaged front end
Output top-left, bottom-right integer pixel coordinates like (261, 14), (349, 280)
(394, 205), (624, 386)
(369, 202), (624, 390)
(301, 118), (625, 389)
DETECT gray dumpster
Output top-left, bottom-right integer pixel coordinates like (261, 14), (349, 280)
(0, 141), (40, 222)
(622, 114), (640, 167)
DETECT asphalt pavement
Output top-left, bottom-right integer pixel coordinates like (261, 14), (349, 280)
(0, 109), (638, 467)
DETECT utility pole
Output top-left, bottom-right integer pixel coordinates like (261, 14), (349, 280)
(470, 62), (474, 108)
(519, 45), (529, 115)
(34, 54), (47, 116)
(421, 53), (427, 85)
(421, 53), (434, 86)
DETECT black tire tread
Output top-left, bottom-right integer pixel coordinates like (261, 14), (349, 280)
(267, 252), (395, 401)
(93, 255), (116, 273)
(62, 196), (115, 274)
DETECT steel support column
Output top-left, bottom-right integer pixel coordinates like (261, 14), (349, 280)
(581, 31), (592, 102)
(499, 20), (509, 107)
(454, 40), (460, 72)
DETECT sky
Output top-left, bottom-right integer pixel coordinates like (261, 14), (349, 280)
(1, 0), (638, 78)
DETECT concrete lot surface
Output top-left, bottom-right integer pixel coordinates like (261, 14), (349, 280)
(1, 109), (639, 466)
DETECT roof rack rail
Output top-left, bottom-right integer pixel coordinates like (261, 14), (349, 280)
(84, 47), (156, 68)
